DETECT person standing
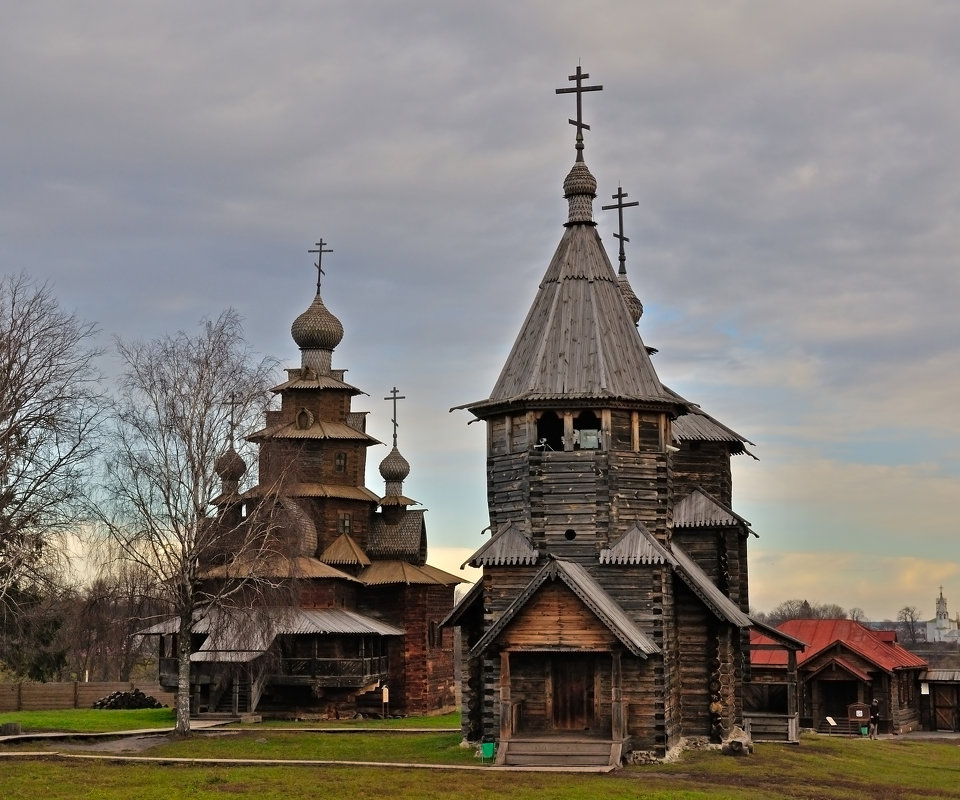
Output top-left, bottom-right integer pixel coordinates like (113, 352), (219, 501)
(869, 699), (881, 739)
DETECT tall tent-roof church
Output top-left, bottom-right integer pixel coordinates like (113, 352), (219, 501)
(444, 67), (787, 766)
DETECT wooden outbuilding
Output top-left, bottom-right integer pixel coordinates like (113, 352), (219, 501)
(751, 619), (928, 735)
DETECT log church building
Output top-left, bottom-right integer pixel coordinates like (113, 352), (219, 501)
(443, 67), (791, 766)
(146, 250), (462, 718)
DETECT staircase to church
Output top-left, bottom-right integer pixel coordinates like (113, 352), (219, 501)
(498, 735), (619, 768)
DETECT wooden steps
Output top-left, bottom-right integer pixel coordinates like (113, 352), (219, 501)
(498, 736), (618, 767)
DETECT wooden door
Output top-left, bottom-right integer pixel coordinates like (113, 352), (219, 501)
(932, 685), (959, 731)
(552, 657), (593, 730)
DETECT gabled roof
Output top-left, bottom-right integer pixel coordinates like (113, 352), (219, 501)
(669, 543), (753, 628)
(441, 579), (483, 628)
(358, 560), (462, 587)
(806, 656), (872, 683)
(599, 521), (669, 565)
(673, 487), (757, 536)
(751, 619), (928, 673)
(320, 533), (371, 567)
(463, 521), (539, 568)
(470, 558), (660, 659)
(600, 522), (752, 628)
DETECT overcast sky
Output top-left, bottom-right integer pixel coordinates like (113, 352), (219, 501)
(3, 1), (958, 622)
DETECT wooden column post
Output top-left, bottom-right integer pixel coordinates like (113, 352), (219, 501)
(611, 651), (625, 742)
(499, 650), (512, 741)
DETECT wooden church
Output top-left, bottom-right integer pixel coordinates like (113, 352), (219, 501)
(148, 256), (461, 718)
(445, 68), (768, 766)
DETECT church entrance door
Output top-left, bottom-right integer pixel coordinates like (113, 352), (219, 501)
(552, 655), (594, 730)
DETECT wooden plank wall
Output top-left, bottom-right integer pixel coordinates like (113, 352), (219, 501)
(0, 681), (175, 711)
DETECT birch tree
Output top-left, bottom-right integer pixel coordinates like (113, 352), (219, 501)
(101, 310), (286, 735)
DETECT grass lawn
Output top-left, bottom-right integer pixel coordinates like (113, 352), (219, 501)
(0, 707), (176, 733)
(1, 731), (958, 800)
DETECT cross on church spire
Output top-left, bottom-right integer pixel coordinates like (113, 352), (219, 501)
(602, 185), (640, 273)
(307, 238), (333, 293)
(222, 392), (242, 447)
(556, 64), (602, 161)
(384, 386), (406, 448)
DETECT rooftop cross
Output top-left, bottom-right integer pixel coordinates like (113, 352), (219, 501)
(307, 238), (333, 293)
(556, 64), (602, 161)
(222, 392), (242, 447)
(384, 386), (406, 448)
(601, 185), (640, 274)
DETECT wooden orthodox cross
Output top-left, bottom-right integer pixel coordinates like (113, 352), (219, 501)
(384, 386), (406, 448)
(601, 186), (639, 272)
(222, 391), (242, 447)
(307, 238), (333, 293)
(556, 65), (602, 159)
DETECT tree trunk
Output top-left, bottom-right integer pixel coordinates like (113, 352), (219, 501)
(176, 614), (193, 736)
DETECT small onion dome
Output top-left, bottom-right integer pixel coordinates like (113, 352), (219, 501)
(563, 161), (597, 225)
(379, 445), (410, 484)
(619, 272), (644, 324)
(291, 293), (344, 352)
(215, 444), (247, 483)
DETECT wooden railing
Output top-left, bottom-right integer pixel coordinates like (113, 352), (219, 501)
(279, 655), (387, 686)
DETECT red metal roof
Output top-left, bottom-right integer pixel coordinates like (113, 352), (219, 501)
(751, 619), (927, 673)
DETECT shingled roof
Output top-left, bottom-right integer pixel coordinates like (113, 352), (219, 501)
(459, 153), (682, 418)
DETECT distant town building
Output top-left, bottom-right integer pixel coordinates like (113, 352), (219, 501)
(925, 587), (960, 643)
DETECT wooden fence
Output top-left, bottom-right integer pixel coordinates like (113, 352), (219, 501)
(0, 681), (176, 712)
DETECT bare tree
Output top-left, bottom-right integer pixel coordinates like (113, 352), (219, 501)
(0, 273), (104, 651)
(99, 310), (286, 735)
(764, 599), (850, 627)
(847, 607), (867, 623)
(897, 606), (922, 644)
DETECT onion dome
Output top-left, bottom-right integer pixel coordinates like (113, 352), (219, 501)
(563, 160), (598, 226)
(379, 445), (410, 485)
(215, 444), (246, 485)
(291, 292), (344, 352)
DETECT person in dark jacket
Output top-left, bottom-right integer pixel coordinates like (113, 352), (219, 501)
(869, 699), (881, 739)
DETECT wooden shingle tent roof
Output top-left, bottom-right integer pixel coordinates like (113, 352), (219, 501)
(367, 509), (427, 563)
(458, 154), (682, 419)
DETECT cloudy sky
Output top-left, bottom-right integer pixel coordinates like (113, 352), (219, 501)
(3, 1), (958, 622)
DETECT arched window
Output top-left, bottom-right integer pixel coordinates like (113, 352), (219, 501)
(535, 411), (563, 451)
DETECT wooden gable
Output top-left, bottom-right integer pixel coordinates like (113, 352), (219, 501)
(498, 581), (618, 652)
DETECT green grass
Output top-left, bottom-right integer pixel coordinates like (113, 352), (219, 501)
(1, 729), (958, 800)
(0, 707), (176, 733)
(235, 711), (461, 729)
(150, 729), (475, 765)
